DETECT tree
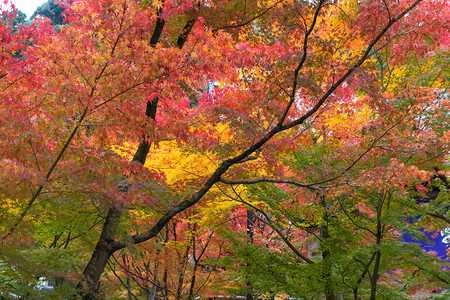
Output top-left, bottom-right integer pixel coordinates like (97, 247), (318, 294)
(215, 87), (449, 298)
(213, 14), (450, 294)
(1, 8), (27, 28)
(0, 0), (449, 298)
(31, 0), (66, 25)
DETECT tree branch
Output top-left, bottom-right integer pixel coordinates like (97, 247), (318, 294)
(150, 1), (166, 47)
(0, 105), (89, 241)
(223, 187), (314, 264)
(111, 0), (424, 264)
(280, 0), (424, 132)
(219, 177), (319, 190)
(277, 0), (327, 127)
(427, 212), (450, 225)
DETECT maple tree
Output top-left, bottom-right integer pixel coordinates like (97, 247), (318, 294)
(0, 0), (449, 299)
(213, 4), (450, 295)
(103, 209), (228, 299)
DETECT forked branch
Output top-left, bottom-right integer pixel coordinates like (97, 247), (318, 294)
(111, 0), (425, 251)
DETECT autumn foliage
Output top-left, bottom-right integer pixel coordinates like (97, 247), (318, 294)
(0, 0), (449, 299)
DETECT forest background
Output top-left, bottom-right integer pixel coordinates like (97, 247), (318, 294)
(1, 0), (450, 299)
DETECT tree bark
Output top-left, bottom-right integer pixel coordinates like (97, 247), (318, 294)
(175, 244), (191, 300)
(77, 95), (160, 300)
(246, 209), (254, 300)
(187, 262), (198, 300)
(76, 9), (171, 294)
(148, 244), (162, 300)
(370, 194), (384, 300)
(320, 196), (336, 300)
(76, 207), (122, 299)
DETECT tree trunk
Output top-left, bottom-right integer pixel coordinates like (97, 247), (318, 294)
(370, 194), (384, 300)
(148, 245), (162, 300)
(162, 267), (169, 300)
(370, 250), (381, 300)
(76, 11), (201, 296)
(187, 262), (198, 300)
(321, 224), (336, 300)
(127, 276), (133, 300)
(320, 196), (336, 300)
(187, 225), (198, 300)
(246, 209), (254, 300)
(175, 244), (191, 300)
(76, 207), (122, 299)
